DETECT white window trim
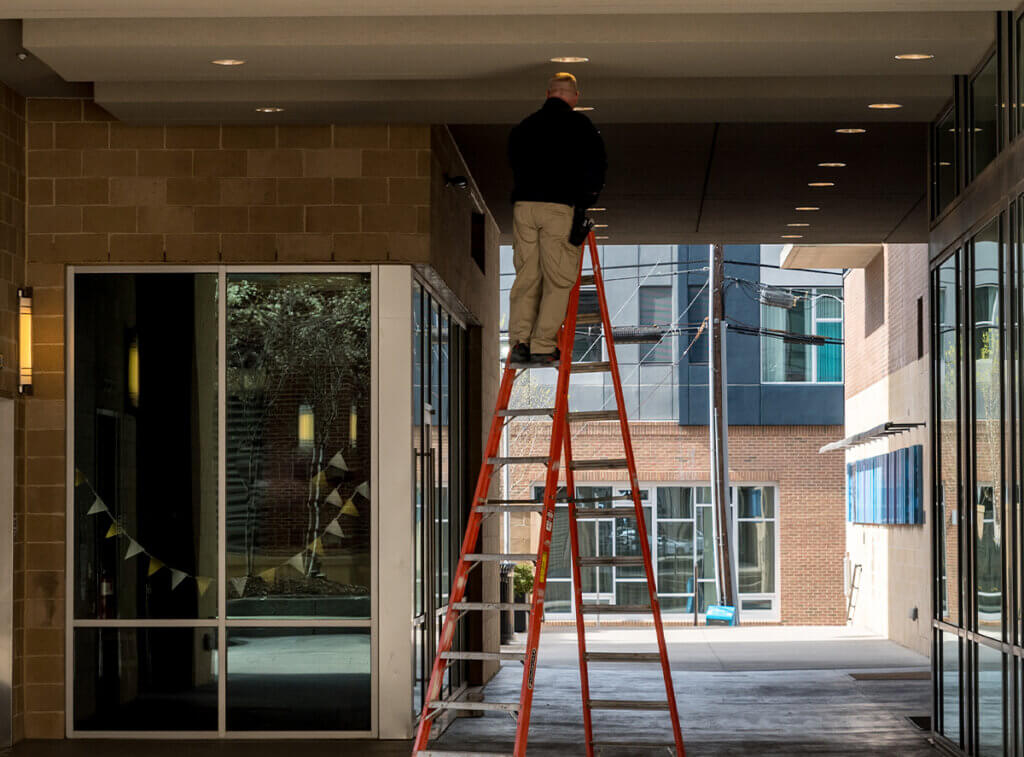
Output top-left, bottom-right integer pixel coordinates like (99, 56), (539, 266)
(761, 286), (844, 385)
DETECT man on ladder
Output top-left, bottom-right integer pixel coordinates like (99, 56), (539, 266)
(507, 72), (606, 366)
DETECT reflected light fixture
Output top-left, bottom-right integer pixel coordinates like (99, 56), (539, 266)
(17, 287), (31, 395)
(939, 161), (952, 167)
(551, 56), (589, 63)
(868, 103), (903, 110)
(895, 53), (934, 61)
(298, 404), (314, 448)
(808, 182), (835, 187)
(787, 223), (810, 227)
(818, 162), (846, 168)
(211, 58), (246, 66)
(781, 234), (803, 239)
(836, 128), (866, 134)
(127, 336), (140, 408)
(255, 106), (284, 113)
(594, 223), (608, 228)
(596, 235), (610, 240)
(590, 207), (606, 212)
(795, 206), (820, 211)
(573, 106), (594, 111)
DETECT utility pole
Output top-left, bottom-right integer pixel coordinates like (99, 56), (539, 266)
(708, 243), (738, 618)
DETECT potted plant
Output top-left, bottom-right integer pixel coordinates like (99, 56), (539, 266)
(513, 563), (534, 632)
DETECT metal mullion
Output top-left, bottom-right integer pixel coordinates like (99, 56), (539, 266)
(64, 268), (75, 738)
(218, 266), (227, 736)
(370, 265), (380, 737)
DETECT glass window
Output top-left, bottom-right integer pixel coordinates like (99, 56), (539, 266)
(735, 486), (776, 598)
(971, 53), (999, 179)
(657, 487), (694, 519)
(74, 273), (219, 620)
(976, 644), (1005, 756)
(940, 632), (961, 746)
(762, 287), (843, 383)
(972, 222), (1003, 639)
(638, 285), (672, 363)
(226, 627), (370, 731)
(73, 627), (218, 731)
(225, 274), (372, 620)
(573, 289), (603, 363)
(933, 106), (958, 215)
(936, 253), (961, 626)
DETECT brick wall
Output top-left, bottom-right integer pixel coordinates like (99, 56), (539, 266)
(507, 421), (847, 625)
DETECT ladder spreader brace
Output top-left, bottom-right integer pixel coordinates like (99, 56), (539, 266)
(413, 231), (686, 757)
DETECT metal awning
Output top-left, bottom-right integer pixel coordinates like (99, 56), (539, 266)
(819, 422), (924, 453)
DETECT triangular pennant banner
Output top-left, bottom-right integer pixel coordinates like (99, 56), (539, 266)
(258, 567), (277, 583)
(308, 537), (324, 556)
(105, 522), (122, 539)
(196, 576), (212, 596)
(355, 481), (370, 499)
(327, 450), (349, 472)
(341, 498), (359, 517)
(325, 488), (344, 507)
(170, 570), (188, 590)
(310, 471), (330, 491)
(147, 557), (164, 577)
(325, 518), (344, 538)
(287, 552), (306, 573)
(87, 496), (108, 516)
(124, 540), (144, 559)
(230, 576), (248, 597)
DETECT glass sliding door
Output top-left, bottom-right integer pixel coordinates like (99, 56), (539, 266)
(71, 267), (375, 737)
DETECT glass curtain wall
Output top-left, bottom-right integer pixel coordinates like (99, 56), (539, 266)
(411, 280), (467, 716)
(71, 269), (373, 736)
(535, 483), (778, 619)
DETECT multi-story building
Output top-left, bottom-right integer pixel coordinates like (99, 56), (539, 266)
(502, 243), (848, 625)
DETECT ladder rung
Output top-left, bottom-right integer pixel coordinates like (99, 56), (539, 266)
(589, 743), (677, 751)
(429, 700), (520, 713)
(442, 650), (527, 661)
(452, 602), (532, 611)
(576, 311), (602, 325)
(568, 410), (619, 423)
(571, 360), (611, 373)
(587, 699), (670, 711)
(509, 360), (561, 370)
(482, 497), (543, 505)
(579, 274), (596, 286)
(488, 456), (549, 466)
(465, 553), (536, 562)
(580, 604), (652, 614)
(417, 751), (515, 757)
(499, 408), (553, 417)
(585, 652), (662, 663)
(476, 504), (545, 514)
(574, 507), (636, 519)
(570, 458), (629, 471)
(577, 556), (644, 567)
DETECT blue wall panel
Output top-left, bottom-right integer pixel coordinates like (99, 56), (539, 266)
(846, 445), (924, 525)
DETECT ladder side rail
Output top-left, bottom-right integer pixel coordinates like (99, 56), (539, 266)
(563, 429), (595, 757)
(512, 250), (585, 757)
(412, 361), (519, 751)
(586, 231), (686, 757)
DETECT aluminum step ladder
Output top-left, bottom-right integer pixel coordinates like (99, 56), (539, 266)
(412, 231), (686, 757)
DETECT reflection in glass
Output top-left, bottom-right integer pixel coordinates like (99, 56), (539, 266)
(226, 628), (370, 731)
(933, 108), (957, 214)
(616, 507), (653, 578)
(74, 627), (218, 731)
(937, 255), (960, 625)
(941, 632), (960, 746)
(74, 274), (218, 620)
(657, 522), (694, 593)
(544, 581), (571, 614)
(737, 521), (775, 594)
(657, 487), (693, 519)
(977, 644), (1005, 756)
(973, 226), (1003, 639)
(971, 54), (999, 179)
(225, 274), (371, 619)
(737, 487), (774, 519)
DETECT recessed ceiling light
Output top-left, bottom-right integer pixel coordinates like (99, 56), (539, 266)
(573, 106), (594, 111)
(895, 53), (934, 61)
(836, 128), (866, 134)
(255, 106), (284, 113)
(596, 235), (609, 240)
(787, 223), (810, 227)
(939, 161), (952, 167)
(212, 58), (246, 66)
(868, 103), (903, 110)
(808, 182), (835, 187)
(590, 207), (606, 212)
(781, 235), (803, 239)
(551, 56), (589, 63)
(818, 162), (846, 168)
(795, 206), (820, 211)
(594, 224), (608, 228)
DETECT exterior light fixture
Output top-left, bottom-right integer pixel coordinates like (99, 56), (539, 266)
(349, 402), (358, 448)
(127, 336), (140, 407)
(808, 182), (835, 187)
(573, 106), (594, 111)
(795, 206), (820, 211)
(255, 106), (284, 113)
(298, 404), (314, 448)
(868, 103), (903, 110)
(895, 53), (934, 61)
(836, 128), (866, 134)
(551, 56), (589, 63)
(17, 287), (31, 395)
(818, 162), (846, 168)
(787, 223), (810, 227)
(211, 58), (246, 66)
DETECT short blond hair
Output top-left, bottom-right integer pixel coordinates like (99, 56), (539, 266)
(548, 72), (579, 95)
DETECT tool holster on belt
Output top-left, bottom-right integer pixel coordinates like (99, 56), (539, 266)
(569, 207), (594, 246)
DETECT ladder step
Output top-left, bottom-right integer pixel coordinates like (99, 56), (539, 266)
(568, 410), (620, 423)
(483, 497), (543, 504)
(589, 743), (677, 752)
(580, 604), (652, 614)
(429, 700), (520, 713)
(417, 752), (515, 757)
(476, 504), (545, 514)
(575, 507), (636, 519)
(571, 360), (611, 373)
(487, 456), (549, 466)
(577, 556), (644, 567)
(587, 699), (670, 711)
(442, 650), (527, 661)
(465, 553), (536, 562)
(579, 274), (596, 286)
(452, 602), (532, 611)
(570, 458), (629, 471)
(585, 652), (663, 663)
(577, 311), (603, 325)
(499, 407), (553, 417)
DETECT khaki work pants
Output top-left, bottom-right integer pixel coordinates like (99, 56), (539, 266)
(509, 201), (582, 354)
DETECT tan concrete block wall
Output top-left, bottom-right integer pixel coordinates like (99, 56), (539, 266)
(507, 421), (847, 625)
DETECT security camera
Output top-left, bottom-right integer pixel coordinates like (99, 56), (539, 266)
(444, 174), (469, 190)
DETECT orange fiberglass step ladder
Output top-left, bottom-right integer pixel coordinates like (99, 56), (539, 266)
(411, 231), (686, 757)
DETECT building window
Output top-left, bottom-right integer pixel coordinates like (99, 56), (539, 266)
(71, 270), (374, 734)
(638, 285), (672, 363)
(971, 52), (999, 179)
(932, 104), (958, 216)
(761, 287), (843, 383)
(573, 289), (602, 363)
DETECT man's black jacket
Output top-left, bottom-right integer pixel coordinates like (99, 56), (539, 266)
(508, 97), (607, 209)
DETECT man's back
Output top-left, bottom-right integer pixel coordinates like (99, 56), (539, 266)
(508, 97), (606, 209)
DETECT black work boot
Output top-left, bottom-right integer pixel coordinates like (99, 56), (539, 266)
(509, 342), (531, 365)
(530, 347), (560, 366)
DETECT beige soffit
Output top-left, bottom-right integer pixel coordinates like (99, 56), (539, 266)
(781, 243), (882, 270)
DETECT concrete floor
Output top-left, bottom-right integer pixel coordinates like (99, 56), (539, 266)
(5, 627), (936, 757)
